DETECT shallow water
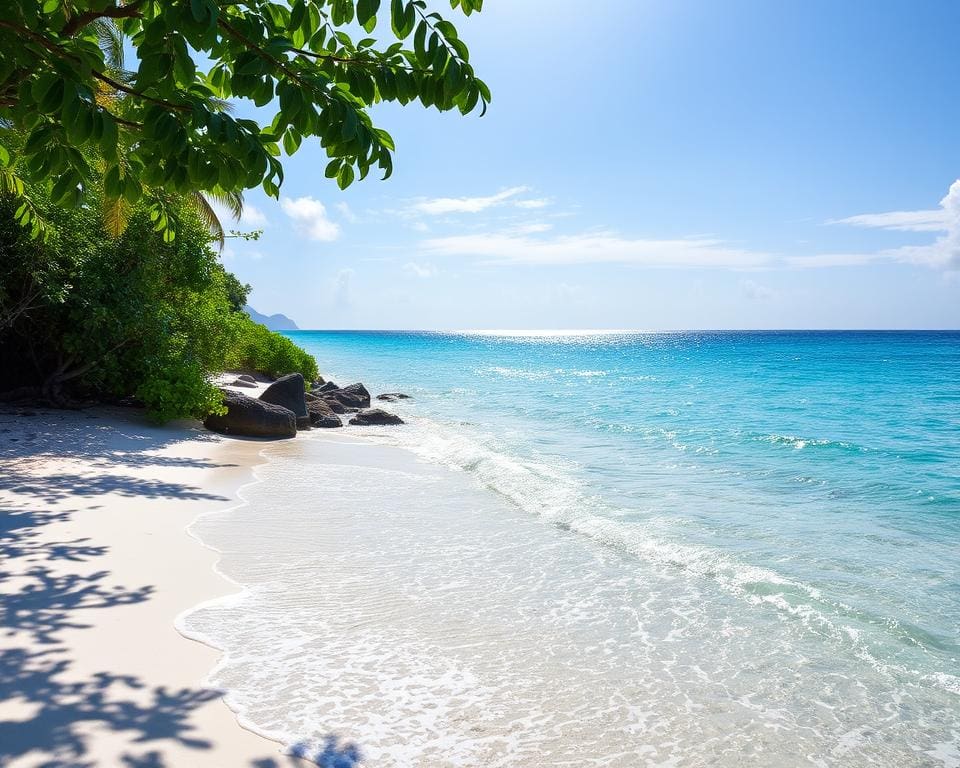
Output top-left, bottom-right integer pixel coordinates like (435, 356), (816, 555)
(181, 331), (960, 766)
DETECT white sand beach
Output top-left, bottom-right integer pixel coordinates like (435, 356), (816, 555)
(0, 403), (312, 767)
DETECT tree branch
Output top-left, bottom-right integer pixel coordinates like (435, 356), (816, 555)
(61, 0), (147, 37)
(91, 70), (191, 114)
(290, 46), (429, 75)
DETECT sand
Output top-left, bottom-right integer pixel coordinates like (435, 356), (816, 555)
(0, 399), (313, 767)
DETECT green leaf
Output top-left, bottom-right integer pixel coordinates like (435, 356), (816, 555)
(283, 129), (301, 155)
(390, 0), (404, 37)
(100, 114), (119, 161)
(290, 0), (306, 30)
(104, 164), (122, 198)
(414, 21), (428, 65)
(443, 57), (463, 100)
(336, 163), (355, 189)
(358, 0), (380, 32)
(402, 1), (416, 37)
(435, 19), (458, 40)
(190, 0), (207, 22)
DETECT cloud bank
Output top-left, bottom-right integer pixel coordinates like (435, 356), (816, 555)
(281, 196), (341, 241)
(410, 186), (545, 215)
(828, 179), (960, 269)
(421, 231), (771, 268)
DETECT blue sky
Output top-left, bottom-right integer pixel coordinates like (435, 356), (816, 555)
(222, 0), (960, 329)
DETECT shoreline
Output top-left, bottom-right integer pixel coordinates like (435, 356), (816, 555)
(0, 404), (314, 767)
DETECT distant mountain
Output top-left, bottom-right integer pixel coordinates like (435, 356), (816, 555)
(244, 305), (299, 331)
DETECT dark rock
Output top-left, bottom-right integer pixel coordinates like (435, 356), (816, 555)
(312, 377), (326, 387)
(229, 378), (258, 388)
(303, 391), (320, 402)
(236, 374), (257, 384)
(324, 383), (370, 409)
(321, 396), (346, 414)
(204, 390), (296, 439)
(349, 408), (404, 426)
(259, 374), (308, 428)
(307, 398), (342, 428)
(315, 381), (339, 394)
(376, 392), (412, 402)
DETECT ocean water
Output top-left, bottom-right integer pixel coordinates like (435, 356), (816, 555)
(181, 331), (960, 767)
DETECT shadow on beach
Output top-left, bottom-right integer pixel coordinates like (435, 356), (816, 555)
(0, 408), (361, 767)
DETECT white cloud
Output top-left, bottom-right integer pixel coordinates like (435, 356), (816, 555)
(409, 186), (557, 216)
(404, 261), (436, 278)
(829, 209), (949, 233)
(281, 196), (341, 241)
(240, 204), (268, 227)
(827, 180), (960, 269)
(509, 222), (553, 235)
(412, 186), (530, 215)
(401, 181), (960, 274)
(516, 198), (550, 210)
(420, 230), (771, 268)
(335, 202), (358, 223)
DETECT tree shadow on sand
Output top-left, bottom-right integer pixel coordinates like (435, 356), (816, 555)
(0, 406), (231, 470)
(0, 506), (226, 765)
(0, 414), (354, 766)
(0, 472), (230, 504)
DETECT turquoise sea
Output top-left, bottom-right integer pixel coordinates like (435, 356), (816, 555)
(182, 331), (960, 766)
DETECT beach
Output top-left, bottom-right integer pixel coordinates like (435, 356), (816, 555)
(0, 404), (313, 767)
(2, 330), (959, 767)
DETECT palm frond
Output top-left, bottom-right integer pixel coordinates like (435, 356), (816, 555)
(0, 167), (25, 197)
(203, 189), (244, 222)
(102, 194), (132, 238)
(91, 18), (124, 72)
(206, 97), (235, 114)
(191, 192), (227, 250)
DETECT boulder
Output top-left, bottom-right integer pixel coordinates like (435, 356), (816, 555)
(205, 390), (296, 438)
(311, 376), (326, 387)
(324, 383), (371, 409)
(236, 374), (257, 384)
(321, 396), (347, 414)
(259, 373), (308, 428)
(376, 392), (411, 402)
(314, 381), (340, 394)
(229, 378), (257, 388)
(303, 391), (321, 402)
(307, 398), (342, 428)
(349, 408), (404, 426)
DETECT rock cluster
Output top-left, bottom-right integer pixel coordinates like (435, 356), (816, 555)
(204, 390), (297, 438)
(203, 374), (407, 439)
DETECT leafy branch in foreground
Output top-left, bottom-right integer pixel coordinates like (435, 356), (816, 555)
(0, 0), (489, 238)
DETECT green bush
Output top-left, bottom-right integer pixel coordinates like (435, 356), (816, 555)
(225, 315), (319, 383)
(0, 186), (319, 422)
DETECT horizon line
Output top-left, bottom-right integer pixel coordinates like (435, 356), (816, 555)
(281, 327), (960, 334)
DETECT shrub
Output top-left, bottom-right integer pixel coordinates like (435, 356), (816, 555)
(225, 314), (318, 383)
(0, 187), (318, 421)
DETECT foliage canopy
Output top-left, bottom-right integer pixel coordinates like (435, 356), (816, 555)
(0, 0), (488, 238)
(0, 179), (318, 422)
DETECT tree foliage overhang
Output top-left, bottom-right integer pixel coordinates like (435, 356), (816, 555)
(0, 0), (489, 238)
